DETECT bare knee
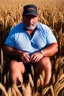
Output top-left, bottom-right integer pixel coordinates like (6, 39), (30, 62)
(18, 62), (25, 73)
(9, 60), (25, 74)
(36, 57), (51, 73)
(9, 60), (18, 72)
(36, 57), (52, 85)
(41, 57), (51, 70)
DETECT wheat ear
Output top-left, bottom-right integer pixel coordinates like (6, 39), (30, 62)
(0, 83), (8, 96)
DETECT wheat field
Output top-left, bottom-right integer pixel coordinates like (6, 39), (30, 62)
(0, 0), (64, 96)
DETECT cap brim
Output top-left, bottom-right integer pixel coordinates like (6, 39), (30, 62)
(24, 13), (38, 16)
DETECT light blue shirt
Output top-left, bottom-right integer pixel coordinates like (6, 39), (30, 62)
(5, 22), (57, 55)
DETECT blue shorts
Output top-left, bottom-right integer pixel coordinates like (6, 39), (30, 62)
(24, 63), (36, 74)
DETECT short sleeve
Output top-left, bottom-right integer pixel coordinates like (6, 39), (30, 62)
(46, 26), (57, 45)
(5, 28), (16, 48)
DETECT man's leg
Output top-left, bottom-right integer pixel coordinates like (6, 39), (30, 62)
(9, 60), (25, 85)
(35, 57), (52, 85)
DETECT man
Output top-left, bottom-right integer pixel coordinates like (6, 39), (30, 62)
(3, 4), (58, 86)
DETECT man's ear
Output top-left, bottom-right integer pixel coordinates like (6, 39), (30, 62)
(22, 15), (25, 21)
(22, 15), (23, 18)
(37, 15), (39, 19)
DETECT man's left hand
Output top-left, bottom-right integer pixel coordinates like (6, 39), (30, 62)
(30, 52), (43, 63)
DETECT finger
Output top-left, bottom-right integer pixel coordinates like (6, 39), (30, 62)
(32, 55), (39, 61)
(22, 55), (30, 62)
(24, 53), (30, 59)
(22, 59), (29, 63)
(21, 56), (27, 62)
(33, 57), (39, 62)
(34, 57), (39, 61)
(30, 56), (36, 63)
(35, 58), (40, 63)
(21, 57), (24, 61)
(31, 55), (36, 61)
(30, 57), (37, 63)
(31, 54), (34, 59)
(26, 54), (30, 59)
(24, 55), (30, 62)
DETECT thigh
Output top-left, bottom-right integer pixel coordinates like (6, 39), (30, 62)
(9, 59), (25, 73)
(9, 57), (36, 74)
(35, 57), (51, 73)
(38, 56), (51, 67)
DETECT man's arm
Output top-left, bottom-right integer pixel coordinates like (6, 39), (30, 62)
(30, 42), (58, 63)
(3, 45), (30, 63)
(3, 45), (23, 59)
(41, 42), (58, 56)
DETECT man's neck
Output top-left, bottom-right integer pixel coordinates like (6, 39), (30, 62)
(27, 29), (35, 37)
(23, 24), (36, 37)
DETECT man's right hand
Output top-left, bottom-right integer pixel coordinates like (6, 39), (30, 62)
(19, 51), (30, 63)
(3, 45), (30, 63)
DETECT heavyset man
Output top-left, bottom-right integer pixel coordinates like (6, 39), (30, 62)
(3, 4), (58, 86)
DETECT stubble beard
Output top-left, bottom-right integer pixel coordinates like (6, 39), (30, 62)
(23, 23), (37, 30)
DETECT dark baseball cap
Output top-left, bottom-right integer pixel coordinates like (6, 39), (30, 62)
(22, 4), (38, 16)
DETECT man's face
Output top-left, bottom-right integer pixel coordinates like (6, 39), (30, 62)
(23, 15), (38, 30)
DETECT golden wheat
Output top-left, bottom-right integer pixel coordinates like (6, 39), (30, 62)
(13, 84), (22, 96)
(0, 1), (64, 96)
(0, 83), (8, 96)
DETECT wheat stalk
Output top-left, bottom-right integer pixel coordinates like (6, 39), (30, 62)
(54, 74), (64, 96)
(54, 83), (64, 96)
(7, 87), (12, 96)
(31, 65), (34, 76)
(39, 75), (44, 87)
(12, 87), (17, 96)
(22, 83), (32, 96)
(13, 84), (22, 96)
(0, 83), (8, 96)
(42, 86), (50, 95)
(37, 78), (40, 88)
(49, 85), (55, 96)
(28, 74), (34, 88)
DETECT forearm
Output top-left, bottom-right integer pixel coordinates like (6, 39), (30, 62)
(3, 45), (23, 58)
(42, 43), (58, 56)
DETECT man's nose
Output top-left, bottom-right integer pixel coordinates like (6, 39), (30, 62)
(29, 18), (34, 23)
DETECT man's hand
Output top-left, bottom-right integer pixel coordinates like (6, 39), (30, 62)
(30, 52), (43, 63)
(19, 51), (30, 63)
